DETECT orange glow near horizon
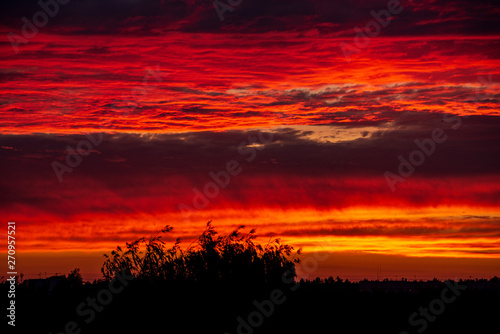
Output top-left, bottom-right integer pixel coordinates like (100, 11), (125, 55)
(7, 205), (500, 258)
(11, 203), (500, 281)
(2, 169), (500, 279)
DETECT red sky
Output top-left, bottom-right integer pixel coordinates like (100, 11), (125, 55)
(1, 0), (499, 281)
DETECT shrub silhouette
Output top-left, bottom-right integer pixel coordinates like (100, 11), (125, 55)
(101, 222), (300, 284)
(67, 268), (83, 287)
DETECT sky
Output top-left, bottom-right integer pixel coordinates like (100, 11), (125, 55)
(0, 0), (499, 281)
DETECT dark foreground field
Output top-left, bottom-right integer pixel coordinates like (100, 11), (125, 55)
(4, 276), (500, 334)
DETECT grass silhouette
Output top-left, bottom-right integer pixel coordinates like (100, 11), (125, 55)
(101, 221), (300, 285)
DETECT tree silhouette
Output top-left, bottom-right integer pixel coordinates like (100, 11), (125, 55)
(67, 268), (83, 287)
(101, 222), (300, 284)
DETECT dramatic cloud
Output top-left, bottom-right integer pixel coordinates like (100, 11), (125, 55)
(1, 33), (498, 134)
(1, 0), (499, 35)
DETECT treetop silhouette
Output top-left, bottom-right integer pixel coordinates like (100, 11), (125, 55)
(101, 222), (300, 284)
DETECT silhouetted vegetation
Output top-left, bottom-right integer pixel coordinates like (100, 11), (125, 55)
(101, 222), (299, 284)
